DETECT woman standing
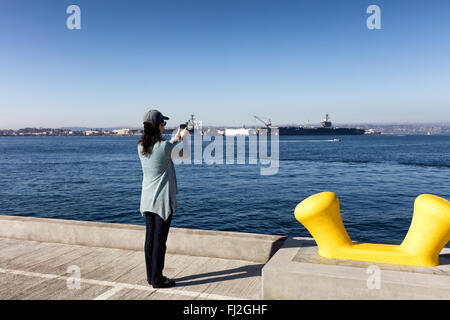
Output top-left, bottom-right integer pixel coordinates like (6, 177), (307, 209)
(137, 109), (188, 288)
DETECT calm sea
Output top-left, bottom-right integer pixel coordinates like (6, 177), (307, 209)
(0, 135), (449, 245)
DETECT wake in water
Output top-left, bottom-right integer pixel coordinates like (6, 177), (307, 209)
(280, 139), (341, 143)
(280, 158), (450, 169)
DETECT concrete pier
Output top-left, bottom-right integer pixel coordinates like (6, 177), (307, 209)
(262, 237), (450, 299)
(0, 214), (449, 300)
(0, 214), (285, 300)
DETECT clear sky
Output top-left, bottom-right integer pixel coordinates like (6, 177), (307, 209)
(1, 0), (449, 129)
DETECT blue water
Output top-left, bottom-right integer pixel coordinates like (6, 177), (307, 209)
(0, 135), (449, 245)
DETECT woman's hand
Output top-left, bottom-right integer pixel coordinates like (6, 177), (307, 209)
(173, 126), (189, 141)
(180, 127), (189, 140)
(171, 127), (181, 142)
(175, 127), (181, 138)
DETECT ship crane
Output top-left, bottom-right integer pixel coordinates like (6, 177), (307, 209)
(253, 115), (272, 128)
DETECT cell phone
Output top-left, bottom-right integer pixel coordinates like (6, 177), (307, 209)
(179, 123), (187, 129)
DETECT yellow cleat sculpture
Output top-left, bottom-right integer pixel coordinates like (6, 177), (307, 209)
(294, 192), (450, 267)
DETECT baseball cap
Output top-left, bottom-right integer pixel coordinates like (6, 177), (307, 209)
(143, 109), (170, 125)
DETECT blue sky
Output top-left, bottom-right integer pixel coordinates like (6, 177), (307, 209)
(1, 0), (449, 129)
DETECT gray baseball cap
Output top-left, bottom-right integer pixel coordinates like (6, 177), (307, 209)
(143, 109), (170, 125)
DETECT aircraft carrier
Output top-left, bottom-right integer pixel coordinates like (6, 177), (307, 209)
(255, 114), (365, 136)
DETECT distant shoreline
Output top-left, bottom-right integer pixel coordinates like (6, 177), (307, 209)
(1, 123), (449, 136)
(1, 122), (450, 136)
(1, 133), (450, 137)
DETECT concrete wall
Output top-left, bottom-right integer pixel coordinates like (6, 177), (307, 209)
(0, 214), (286, 263)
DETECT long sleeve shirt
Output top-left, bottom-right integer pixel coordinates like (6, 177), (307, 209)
(138, 137), (178, 221)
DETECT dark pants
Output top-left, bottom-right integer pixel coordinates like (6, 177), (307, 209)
(144, 211), (173, 285)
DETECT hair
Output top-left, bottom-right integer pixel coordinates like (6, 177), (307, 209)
(137, 122), (163, 156)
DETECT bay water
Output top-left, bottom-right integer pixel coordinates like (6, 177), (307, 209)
(0, 135), (448, 245)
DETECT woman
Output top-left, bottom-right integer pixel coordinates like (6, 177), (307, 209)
(137, 109), (188, 288)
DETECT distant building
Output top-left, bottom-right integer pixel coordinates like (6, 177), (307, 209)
(224, 128), (249, 136)
(112, 129), (130, 135)
(84, 130), (100, 136)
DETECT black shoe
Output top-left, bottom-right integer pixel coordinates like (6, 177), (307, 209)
(152, 278), (176, 288)
(147, 276), (169, 286)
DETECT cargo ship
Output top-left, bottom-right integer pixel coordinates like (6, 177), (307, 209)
(255, 114), (365, 136)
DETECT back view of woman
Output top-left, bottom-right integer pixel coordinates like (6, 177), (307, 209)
(137, 109), (188, 288)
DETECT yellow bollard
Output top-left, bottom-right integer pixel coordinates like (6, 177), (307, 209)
(294, 192), (450, 267)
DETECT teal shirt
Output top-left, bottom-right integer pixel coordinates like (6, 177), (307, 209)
(138, 138), (178, 221)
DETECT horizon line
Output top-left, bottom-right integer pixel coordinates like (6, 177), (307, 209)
(1, 121), (450, 131)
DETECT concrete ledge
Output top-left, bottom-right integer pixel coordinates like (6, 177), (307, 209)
(0, 214), (286, 263)
(262, 237), (450, 299)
